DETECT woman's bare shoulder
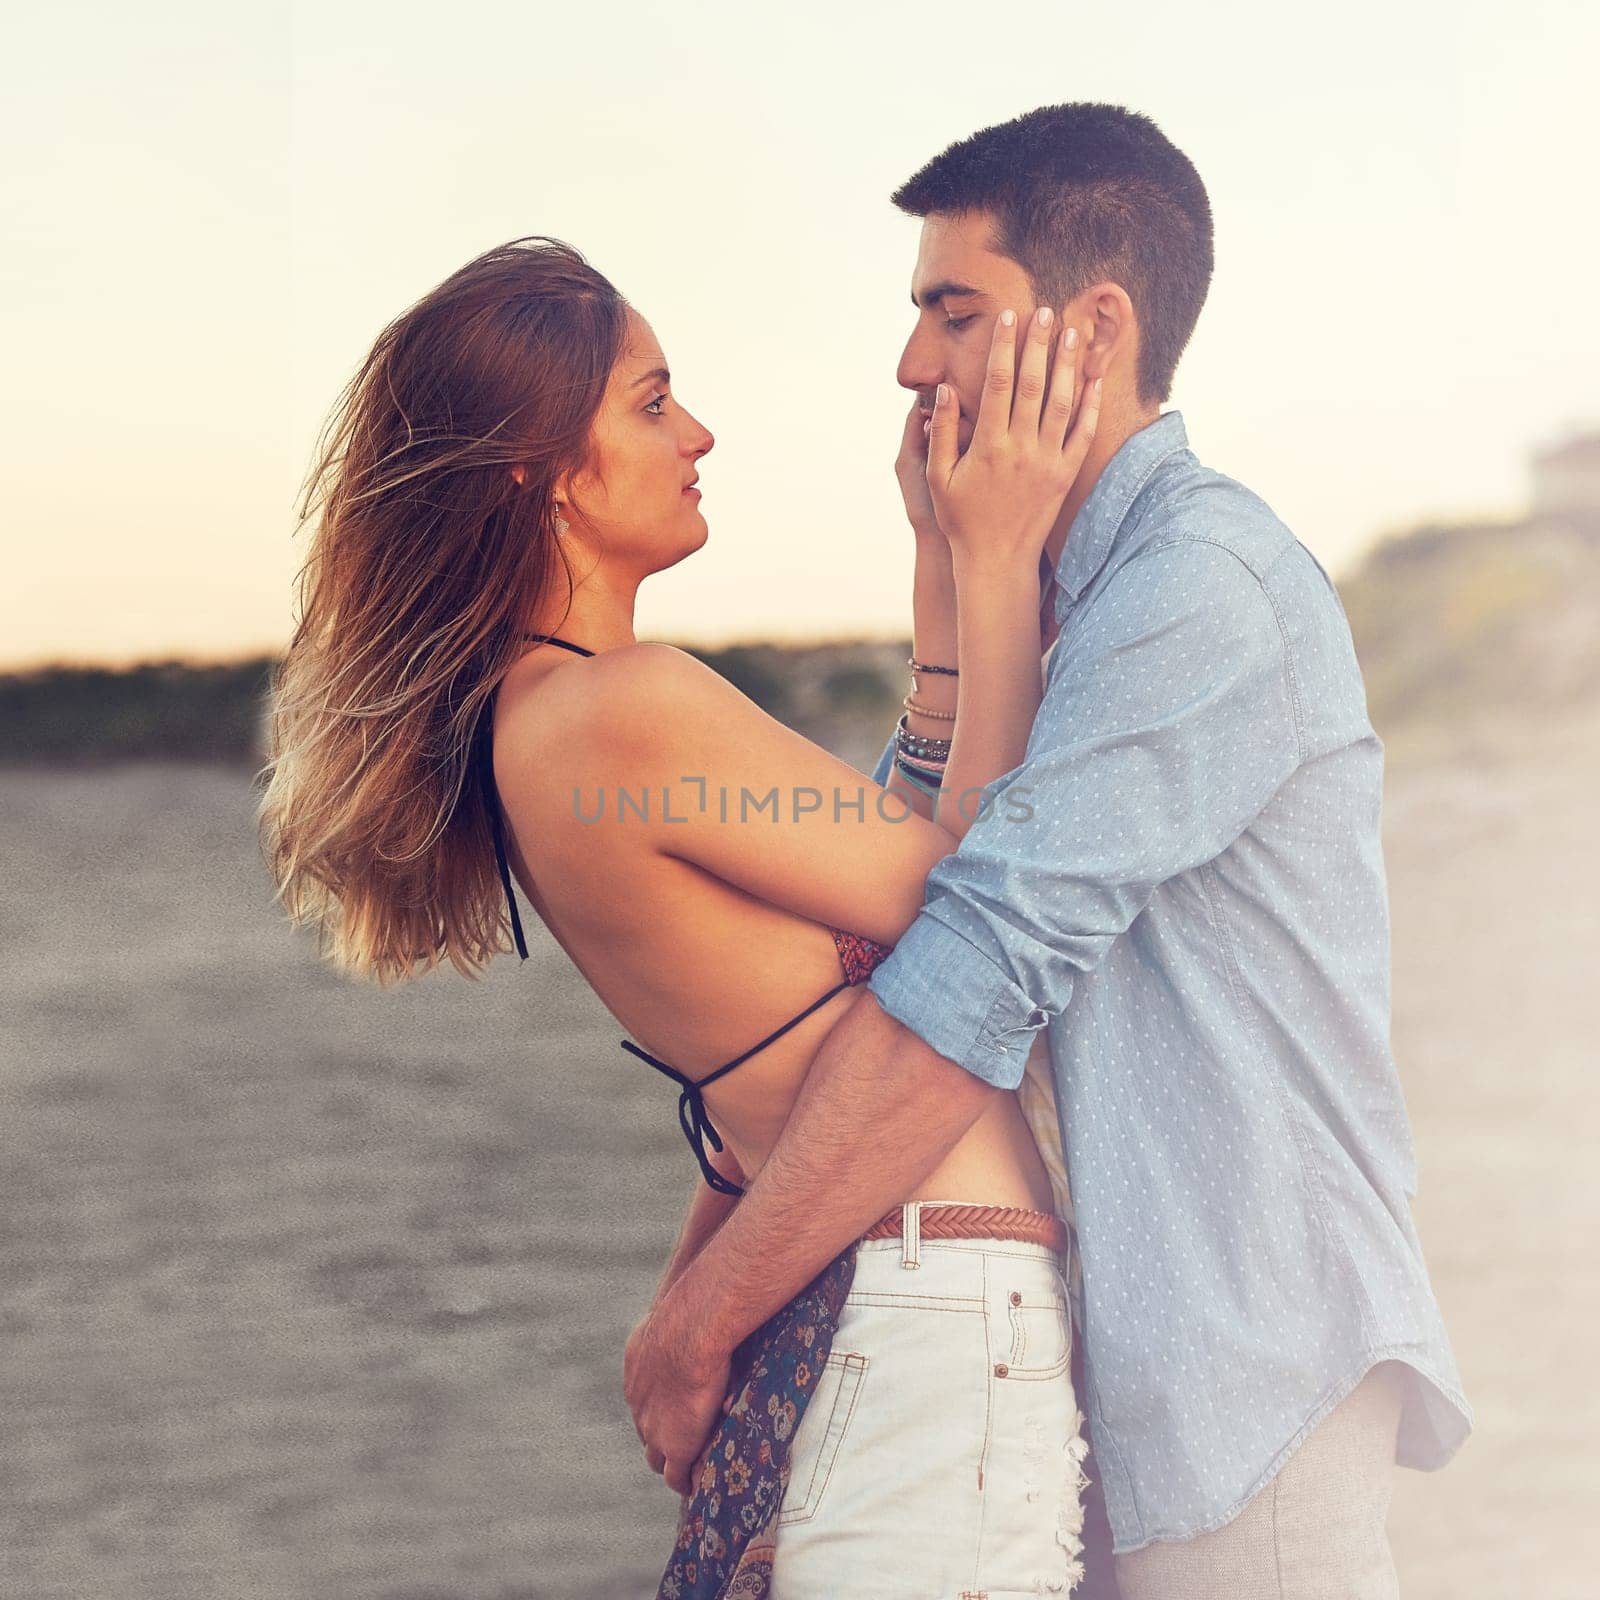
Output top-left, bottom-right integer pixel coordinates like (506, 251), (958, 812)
(496, 642), (738, 777)
(536, 640), (726, 719)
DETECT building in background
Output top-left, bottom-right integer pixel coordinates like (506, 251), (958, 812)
(1532, 432), (1600, 530)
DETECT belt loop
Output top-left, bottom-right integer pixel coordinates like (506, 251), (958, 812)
(901, 1200), (921, 1270)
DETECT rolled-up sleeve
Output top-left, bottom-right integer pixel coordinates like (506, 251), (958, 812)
(867, 537), (1306, 1089)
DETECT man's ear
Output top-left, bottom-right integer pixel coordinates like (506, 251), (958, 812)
(1081, 281), (1138, 386)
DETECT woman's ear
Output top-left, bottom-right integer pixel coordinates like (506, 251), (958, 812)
(510, 465), (527, 487)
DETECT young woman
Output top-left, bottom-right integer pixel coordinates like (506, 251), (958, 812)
(260, 237), (1100, 1597)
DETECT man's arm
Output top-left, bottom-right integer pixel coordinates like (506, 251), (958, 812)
(629, 536), (1306, 1490)
(644, 1147), (745, 1306)
(625, 995), (994, 1490)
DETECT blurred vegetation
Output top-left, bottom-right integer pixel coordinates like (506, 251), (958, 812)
(680, 643), (797, 721)
(0, 658), (280, 767)
(0, 642), (910, 771)
(6, 516), (1597, 770)
(1339, 519), (1600, 748)
(825, 663), (897, 709)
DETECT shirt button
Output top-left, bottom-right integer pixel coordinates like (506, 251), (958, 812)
(994, 1362), (1009, 1378)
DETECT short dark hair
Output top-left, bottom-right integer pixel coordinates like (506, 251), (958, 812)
(892, 104), (1213, 405)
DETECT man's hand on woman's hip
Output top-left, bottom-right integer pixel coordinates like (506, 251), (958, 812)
(623, 1282), (733, 1497)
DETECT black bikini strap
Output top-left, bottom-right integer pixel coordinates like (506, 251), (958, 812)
(618, 1038), (689, 1083)
(478, 688), (529, 962)
(619, 978), (852, 1094)
(697, 981), (853, 1086)
(620, 1041), (744, 1195)
(617, 978), (853, 1198)
(523, 633), (596, 657)
(481, 635), (595, 963)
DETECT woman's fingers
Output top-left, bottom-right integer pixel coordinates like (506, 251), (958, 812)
(898, 391), (935, 466)
(928, 304), (1102, 551)
(1010, 305), (1054, 439)
(896, 392), (941, 535)
(1063, 375), (1104, 474)
(1042, 318), (1082, 451)
(924, 380), (961, 492)
(970, 308), (1019, 452)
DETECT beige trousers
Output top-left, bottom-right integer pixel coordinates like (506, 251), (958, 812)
(1112, 1361), (1408, 1600)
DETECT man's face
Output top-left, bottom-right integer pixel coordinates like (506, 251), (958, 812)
(898, 210), (1041, 456)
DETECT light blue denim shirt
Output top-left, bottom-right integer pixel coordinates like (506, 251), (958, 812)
(866, 409), (1471, 1553)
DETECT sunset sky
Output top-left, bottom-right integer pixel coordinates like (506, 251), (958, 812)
(6, 0), (1595, 669)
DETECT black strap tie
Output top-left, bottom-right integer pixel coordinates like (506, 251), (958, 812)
(620, 979), (852, 1197)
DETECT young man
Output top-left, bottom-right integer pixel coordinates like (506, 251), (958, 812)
(628, 103), (1472, 1598)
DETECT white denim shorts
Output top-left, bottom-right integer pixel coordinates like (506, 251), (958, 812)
(768, 1200), (1091, 1599)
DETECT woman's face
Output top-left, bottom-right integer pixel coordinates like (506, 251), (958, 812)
(561, 308), (714, 570)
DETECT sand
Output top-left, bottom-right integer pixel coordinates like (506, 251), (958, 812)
(1, 717), (1594, 1597)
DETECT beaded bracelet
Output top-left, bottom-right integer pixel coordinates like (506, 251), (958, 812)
(895, 739), (949, 770)
(889, 739), (947, 764)
(902, 693), (956, 721)
(895, 713), (952, 759)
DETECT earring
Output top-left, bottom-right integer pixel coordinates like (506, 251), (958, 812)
(554, 509), (570, 536)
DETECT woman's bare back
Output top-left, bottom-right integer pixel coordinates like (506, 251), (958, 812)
(491, 642), (1055, 1207)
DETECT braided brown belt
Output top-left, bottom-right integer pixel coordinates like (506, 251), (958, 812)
(860, 1201), (1070, 1255)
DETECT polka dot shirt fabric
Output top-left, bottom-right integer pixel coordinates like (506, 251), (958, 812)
(866, 408), (1473, 1555)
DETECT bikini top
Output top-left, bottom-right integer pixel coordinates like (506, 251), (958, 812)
(479, 632), (894, 1197)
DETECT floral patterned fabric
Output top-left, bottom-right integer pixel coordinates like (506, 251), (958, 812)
(654, 924), (890, 1597)
(657, 1244), (860, 1600)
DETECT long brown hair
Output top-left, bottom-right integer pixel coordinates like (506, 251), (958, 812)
(258, 237), (628, 983)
